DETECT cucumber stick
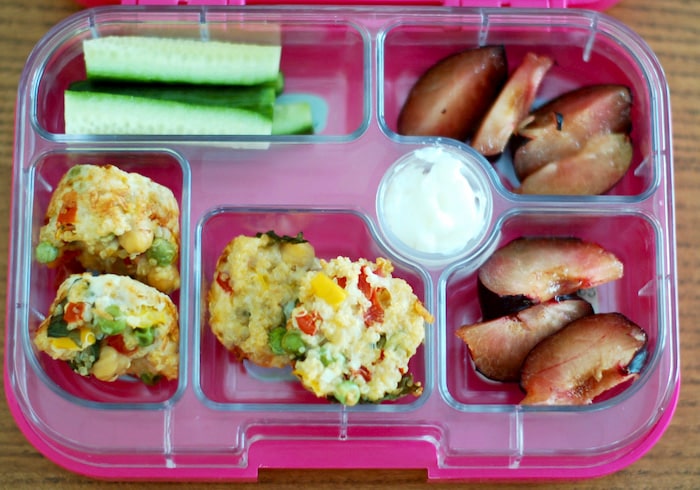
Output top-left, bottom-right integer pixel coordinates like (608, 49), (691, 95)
(64, 82), (275, 135)
(272, 102), (314, 135)
(83, 36), (282, 86)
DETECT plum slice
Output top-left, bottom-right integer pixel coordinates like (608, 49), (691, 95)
(478, 237), (623, 318)
(520, 312), (648, 405)
(397, 46), (508, 141)
(477, 279), (538, 320)
(514, 84), (632, 180)
(517, 132), (633, 195)
(456, 298), (593, 382)
(471, 52), (553, 157)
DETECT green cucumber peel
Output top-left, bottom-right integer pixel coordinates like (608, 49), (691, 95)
(67, 80), (277, 111)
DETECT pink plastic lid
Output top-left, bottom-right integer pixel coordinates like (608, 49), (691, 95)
(75, 0), (621, 10)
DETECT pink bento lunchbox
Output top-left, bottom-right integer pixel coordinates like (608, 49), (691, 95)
(5, 0), (679, 481)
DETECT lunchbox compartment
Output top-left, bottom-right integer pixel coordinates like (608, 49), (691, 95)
(442, 211), (663, 408)
(33, 10), (368, 138)
(195, 208), (432, 409)
(26, 149), (189, 405)
(380, 15), (657, 197)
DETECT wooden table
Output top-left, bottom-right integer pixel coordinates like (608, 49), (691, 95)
(1, 0), (698, 488)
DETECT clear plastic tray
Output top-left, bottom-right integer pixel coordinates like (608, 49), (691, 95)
(5, 4), (679, 481)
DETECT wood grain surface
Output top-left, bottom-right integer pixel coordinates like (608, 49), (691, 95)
(1, 0), (698, 488)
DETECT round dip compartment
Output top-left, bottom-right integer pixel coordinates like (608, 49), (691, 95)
(442, 212), (663, 409)
(376, 144), (492, 268)
(195, 208), (432, 409)
(26, 150), (189, 405)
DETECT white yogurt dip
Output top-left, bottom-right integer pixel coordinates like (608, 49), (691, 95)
(378, 146), (489, 263)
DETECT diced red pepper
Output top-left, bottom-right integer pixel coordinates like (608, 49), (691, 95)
(364, 296), (384, 326)
(358, 267), (372, 299)
(106, 335), (137, 355)
(353, 365), (372, 382)
(216, 271), (234, 294)
(357, 267), (388, 327)
(335, 276), (347, 289)
(365, 287), (390, 327)
(63, 302), (87, 324)
(57, 191), (78, 226)
(295, 310), (321, 335)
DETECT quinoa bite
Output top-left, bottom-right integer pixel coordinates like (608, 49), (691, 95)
(283, 256), (433, 405)
(207, 232), (320, 368)
(34, 272), (179, 384)
(35, 164), (180, 293)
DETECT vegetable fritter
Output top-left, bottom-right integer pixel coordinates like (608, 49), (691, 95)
(281, 256), (433, 405)
(34, 273), (179, 383)
(207, 232), (320, 368)
(36, 164), (180, 293)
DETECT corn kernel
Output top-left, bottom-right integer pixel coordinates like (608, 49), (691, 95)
(134, 306), (166, 329)
(310, 272), (347, 307)
(50, 336), (80, 351)
(256, 273), (270, 290)
(79, 327), (96, 347)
